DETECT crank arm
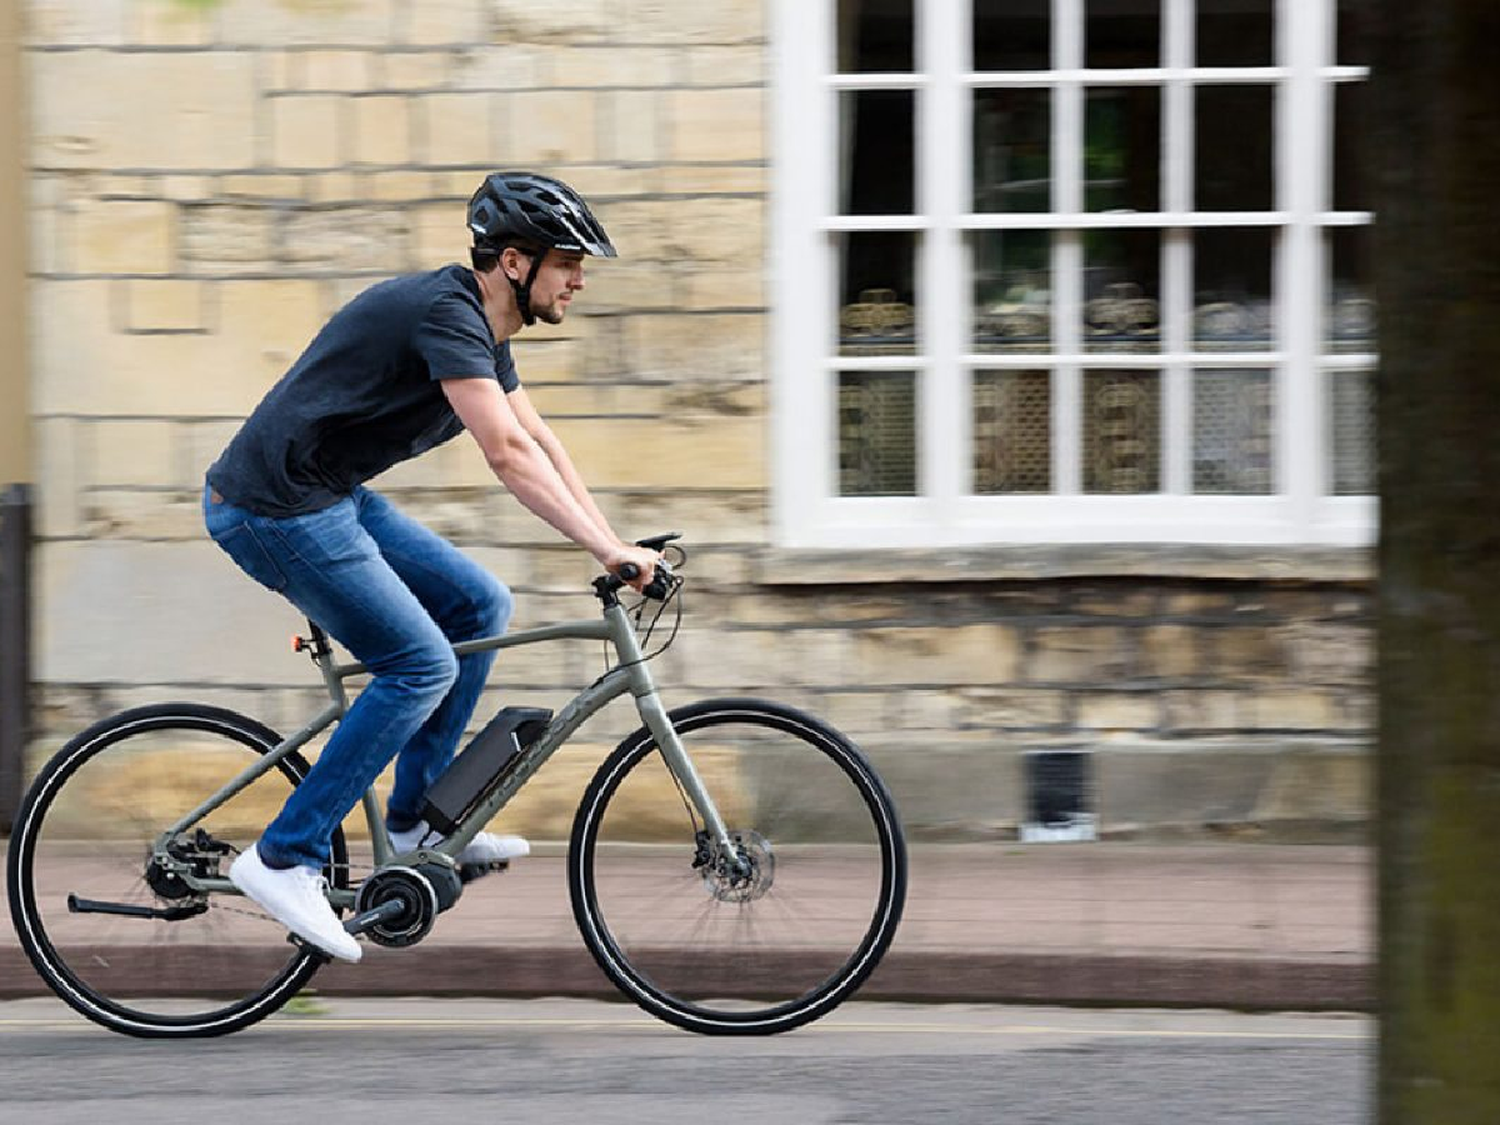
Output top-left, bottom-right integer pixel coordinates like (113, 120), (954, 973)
(67, 894), (208, 922)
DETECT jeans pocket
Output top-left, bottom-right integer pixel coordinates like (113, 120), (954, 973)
(213, 523), (290, 593)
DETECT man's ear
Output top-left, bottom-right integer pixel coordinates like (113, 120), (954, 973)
(500, 246), (529, 282)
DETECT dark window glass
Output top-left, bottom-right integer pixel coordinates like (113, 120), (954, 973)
(1087, 0), (1161, 69)
(840, 90), (915, 214)
(1195, 86), (1273, 210)
(974, 0), (1050, 71)
(1083, 229), (1161, 353)
(1086, 87), (1161, 212)
(1337, 0), (1370, 66)
(837, 0), (913, 73)
(1194, 227), (1274, 352)
(1083, 370), (1161, 493)
(973, 230), (1052, 354)
(1193, 369), (1274, 494)
(975, 371), (1052, 493)
(974, 89), (1051, 212)
(1333, 81), (1371, 212)
(839, 372), (918, 495)
(1197, 0), (1274, 67)
(1327, 226), (1375, 354)
(838, 232), (918, 356)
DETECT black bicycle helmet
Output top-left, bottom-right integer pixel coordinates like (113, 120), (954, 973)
(467, 172), (615, 324)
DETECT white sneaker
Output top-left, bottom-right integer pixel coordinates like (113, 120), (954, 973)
(388, 820), (530, 866)
(229, 845), (361, 963)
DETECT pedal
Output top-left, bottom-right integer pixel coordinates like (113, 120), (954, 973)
(458, 859), (510, 884)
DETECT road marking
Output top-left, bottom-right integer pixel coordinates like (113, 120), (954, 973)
(0, 1016), (1371, 1041)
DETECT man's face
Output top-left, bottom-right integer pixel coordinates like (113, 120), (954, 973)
(526, 251), (587, 325)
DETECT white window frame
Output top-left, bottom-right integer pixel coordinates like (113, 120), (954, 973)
(770, 0), (1376, 549)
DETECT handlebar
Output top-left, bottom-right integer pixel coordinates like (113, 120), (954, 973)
(598, 532), (683, 603)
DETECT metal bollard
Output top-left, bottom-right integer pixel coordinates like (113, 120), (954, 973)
(0, 482), (32, 834)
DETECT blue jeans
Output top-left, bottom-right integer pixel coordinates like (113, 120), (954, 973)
(203, 484), (512, 870)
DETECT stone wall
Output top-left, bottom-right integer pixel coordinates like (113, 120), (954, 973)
(23, 0), (1373, 840)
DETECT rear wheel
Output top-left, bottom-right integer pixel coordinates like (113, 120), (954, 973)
(6, 703), (348, 1038)
(569, 698), (906, 1034)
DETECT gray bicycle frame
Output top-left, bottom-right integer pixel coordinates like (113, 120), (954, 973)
(162, 599), (734, 910)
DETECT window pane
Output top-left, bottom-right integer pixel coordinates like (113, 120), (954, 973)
(1197, 0), (1274, 67)
(1327, 227), (1375, 354)
(1087, 0), (1161, 69)
(973, 230), (1052, 354)
(1084, 229), (1160, 353)
(837, 0), (913, 73)
(974, 0), (1050, 71)
(1333, 82), (1371, 212)
(1195, 86), (1273, 210)
(838, 232), (917, 356)
(840, 90), (915, 214)
(1084, 370), (1161, 493)
(1330, 370), (1375, 495)
(1085, 87), (1161, 212)
(1194, 228), (1274, 352)
(1337, 0), (1370, 66)
(974, 370), (1052, 493)
(839, 372), (917, 496)
(1193, 369), (1274, 494)
(974, 89), (1051, 212)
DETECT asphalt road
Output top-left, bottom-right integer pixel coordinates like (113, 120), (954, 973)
(0, 998), (1370, 1125)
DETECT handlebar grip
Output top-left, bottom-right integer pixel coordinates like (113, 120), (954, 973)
(616, 562), (671, 601)
(619, 562), (641, 581)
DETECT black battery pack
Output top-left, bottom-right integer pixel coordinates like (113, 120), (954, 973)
(421, 706), (553, 835)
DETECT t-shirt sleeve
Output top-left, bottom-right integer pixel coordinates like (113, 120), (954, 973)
(494, 340), (521, 394)
(413, 294), (497, 382)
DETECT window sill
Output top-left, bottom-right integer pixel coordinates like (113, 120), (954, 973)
(751, 544), (1375, 585)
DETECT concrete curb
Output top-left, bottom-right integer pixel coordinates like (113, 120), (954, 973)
(0, 945), (1373, 1012)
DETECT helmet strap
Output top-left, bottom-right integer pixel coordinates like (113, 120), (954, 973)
(508, 248), (547, 328)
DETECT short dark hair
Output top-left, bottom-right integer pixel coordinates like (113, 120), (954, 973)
(470, 237), (542, 273)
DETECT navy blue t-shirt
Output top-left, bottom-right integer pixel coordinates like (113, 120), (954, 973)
(207, 264), (519, 516)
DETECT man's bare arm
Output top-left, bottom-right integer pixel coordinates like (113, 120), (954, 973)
(505, 385), (621, 545)
(441, 378), (658, 583)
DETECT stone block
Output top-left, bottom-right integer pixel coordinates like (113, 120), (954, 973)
(181, 421), (243, 487)
(666, 88), (764, 162)
(71, 200), (175, 275)
(623, 0), (766, 44)
(270, 95), (346, 169)
(305, 171), (362, 204)
(851, 624), (1021, 687)
(532, 45), (678, 88)
(362, 171), (436, 202)
(34, 418), (85, 539)
(1282, 622), (1372, 686)
(405, 0), (491, 45)
(352, 95), (412, 165)
(1207, 626), (1289, 679)
(180, 204), (277, 273)
(655, 164), (768, 194)
(959, 687), (1068, 730)
(217, 175), (308, 202)
(504, 90), (602, 165)
(381, 51), (460, 90)
(862, 739), (1025, 841)
(26, 0), (127, 46)
(604, 90), (661, 163)
(449, 45), (545, 91)
(1025, 626), (1132, 685)
(216, 0), (399, 46)
(545, 415), (764, 489)
(32, 51), (256, 171)
(684, 46), (766, 85)
(120, 279), (207, 333)
(89, 421), (178, 488)
(82, 488), (203, 540)
(159, 175), (212, 203)
(488, 0), (611, 45)
(599, 197), (763, 264)
(216, 278), (327, 361)
(279, 208), (412, 272)
(623, 313), (765, 378)
(130, 0), (215, 47)
(299, 50), (373, 91)
(419, 91), (507, 167)
(1075, 692), (1162, 732)
(679, 266), (766, 310)
(1138, 624), (1200, 680)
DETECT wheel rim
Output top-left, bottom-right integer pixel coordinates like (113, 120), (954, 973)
(576, 708), (902, 1027)
(11, 713), (335, 1031)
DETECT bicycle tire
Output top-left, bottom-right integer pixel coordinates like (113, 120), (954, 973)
(569, 697), (906, 1035)
(7, 702), (348, 1038)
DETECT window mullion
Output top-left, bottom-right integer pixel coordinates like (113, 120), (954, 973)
(1053, 0), (1083, 495)
(918, 0), (966, 510)
(1162, 0), (1194, 494)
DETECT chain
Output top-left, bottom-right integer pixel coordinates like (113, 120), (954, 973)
(204, 849), (377, 927)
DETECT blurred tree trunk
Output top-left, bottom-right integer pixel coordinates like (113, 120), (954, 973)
(1373, 3), (1500, 1121)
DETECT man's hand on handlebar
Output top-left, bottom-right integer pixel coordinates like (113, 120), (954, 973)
(603, 543), (664, 595)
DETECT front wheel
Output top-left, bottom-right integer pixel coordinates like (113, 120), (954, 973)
(569, 698), (906, 1035)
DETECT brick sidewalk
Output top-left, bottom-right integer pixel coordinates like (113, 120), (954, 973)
(0, 842), (1373, 1010)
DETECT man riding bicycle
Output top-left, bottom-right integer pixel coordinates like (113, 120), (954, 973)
(202, 172), (660, 963)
